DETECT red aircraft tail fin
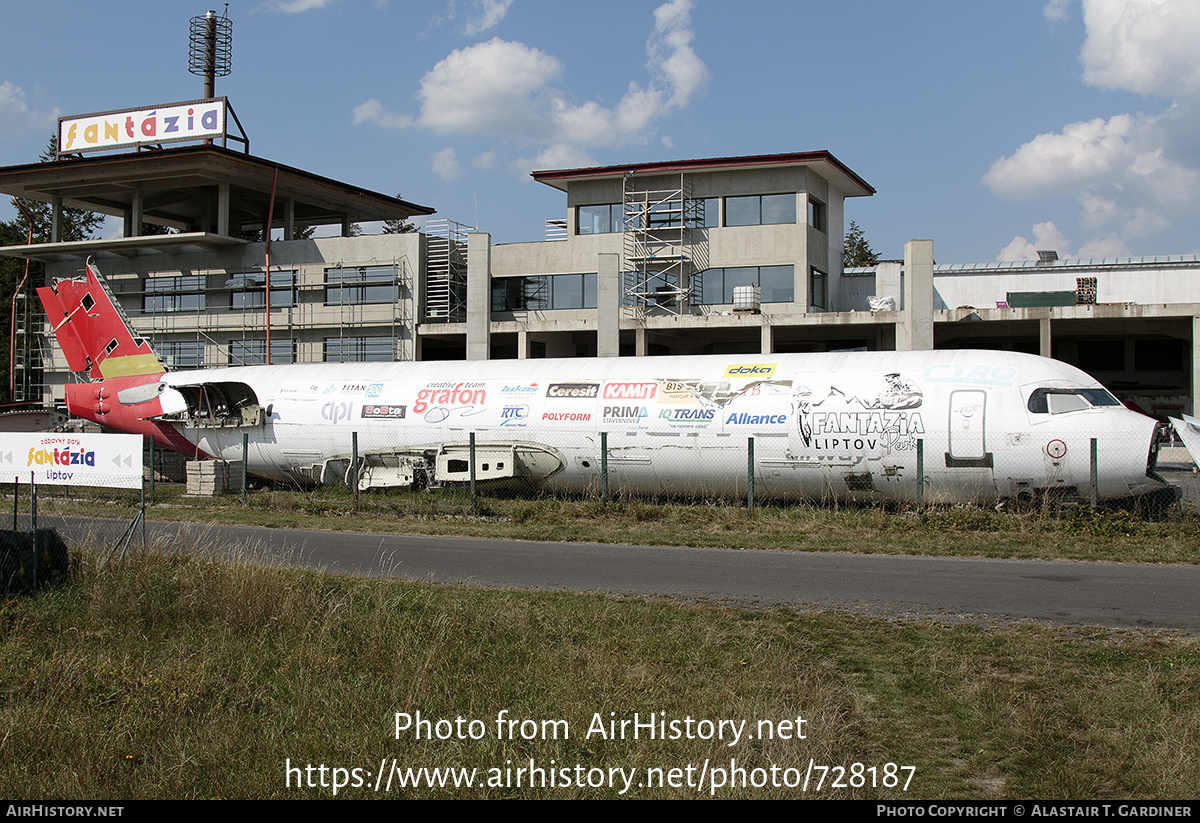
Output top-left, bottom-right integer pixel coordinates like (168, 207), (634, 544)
(36, 258), (165, 380)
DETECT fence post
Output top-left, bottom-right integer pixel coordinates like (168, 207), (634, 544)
(916, 438), (924, 507)
(747, 436), (755, 517)
(30, 471), (36, 532)
(600, 431), (608, 501)
(148, 434), (155, 504)
(1090, 437), (1098, 507)
(352, 431), (360, 513)
(12, 477), (17, 530)
(469, 432), (477, 513)
(241, 431), (248, 506)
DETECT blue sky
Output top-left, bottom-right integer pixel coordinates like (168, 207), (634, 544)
(1, 0), (1197, 263)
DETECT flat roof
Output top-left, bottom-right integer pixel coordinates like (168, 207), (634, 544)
(0, 144), (434, 240)
(531, 151), (875, 197)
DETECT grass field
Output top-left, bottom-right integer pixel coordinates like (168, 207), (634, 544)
(2, 488), (1198, 798)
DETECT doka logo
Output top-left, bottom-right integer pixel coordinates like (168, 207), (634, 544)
(724, 364), (776, 378)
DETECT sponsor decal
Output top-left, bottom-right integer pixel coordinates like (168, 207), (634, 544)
(60, 100), (226, 154)
(657, 380), (700, 404)
(366, 383), (384, 398)
(724, 363), (776, 378)
(602, 405), (648, 424)
(27, 447), (96, 467)
(413, 382), (487, 414)
(542, 412), (591, 422)
(602, 382), (657, 400)
(725, 413), (788, 426)
(322, 401), (353, 423)
(922, 363), (1017, 387)
(547, 382), (599, 399)
(501, 383), (539, 394)
(793, 373), (925, 453)
(500, 405), (530, 426)
(361, 404), (406, 419)
(658, 408), (715, 422)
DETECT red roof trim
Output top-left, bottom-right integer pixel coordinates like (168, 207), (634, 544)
(531, 150), (875, 196)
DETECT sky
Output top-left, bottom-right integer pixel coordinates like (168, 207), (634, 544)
(1, 0), (1197, 264)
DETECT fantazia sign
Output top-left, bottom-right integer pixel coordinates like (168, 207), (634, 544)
(58, 99), (227, 154)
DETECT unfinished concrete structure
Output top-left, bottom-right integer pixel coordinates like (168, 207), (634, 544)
(0, 146), (1196, 423)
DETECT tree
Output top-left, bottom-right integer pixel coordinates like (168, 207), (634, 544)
(842, 220), (878, 269)
(10, 136), (104, 243)
(0, 136), (104, 404)
(383, 194), (417, 234)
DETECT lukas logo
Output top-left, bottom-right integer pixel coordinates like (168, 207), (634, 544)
(724, 364), (776, 378)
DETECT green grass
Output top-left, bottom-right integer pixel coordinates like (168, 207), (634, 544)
(27, 483), (1200, 564)
(2, 538), (1198, 799)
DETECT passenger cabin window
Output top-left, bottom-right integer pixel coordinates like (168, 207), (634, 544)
(1027, 387), (1121, 414)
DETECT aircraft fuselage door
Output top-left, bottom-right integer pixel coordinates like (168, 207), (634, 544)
(947, 389), (991, 466)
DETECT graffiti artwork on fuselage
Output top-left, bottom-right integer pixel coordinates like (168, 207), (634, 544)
(792, 373), (925, 455)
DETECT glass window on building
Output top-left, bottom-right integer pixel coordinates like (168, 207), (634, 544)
(724, 194), (797, 227)
(324, 336), (395, 362)
(158, 340), (205, 369)
(694, 266), (794, 305)
(577, 204), (622, 235)
(807, 198), (827, 232)
(493, 274), (597, 312)
(229, 338), (296, 365)
(324, 265), (396, 305)
(144, 275), (205, 314)
(229, 271), (297, 309)
(810, 267), (828, 310)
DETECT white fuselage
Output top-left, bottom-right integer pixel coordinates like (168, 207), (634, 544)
(151, 349), (1163, 505)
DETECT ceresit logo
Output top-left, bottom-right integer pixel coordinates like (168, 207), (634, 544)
(602, 382), (657, 400)
(546, 383), (599, 399)
(724, 364), (776, 378)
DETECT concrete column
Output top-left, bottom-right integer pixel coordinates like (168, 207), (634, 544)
(899, 240), (934, 351)
(1039, 314), (1052, 358)
(129, 190), (143, 238)
(761, 318), (773, 353)
(1192, 315), (1199, 416)
(51, 197), (63, 243)
(466, 232), (492, 361)
(283, 198), (295, 241)
(217, 182), (230, 236)
(341, 216), (353, 237)
(634, 327), (647, 357)
(518, 330), (529, 359)
(597, 253), (620, 357)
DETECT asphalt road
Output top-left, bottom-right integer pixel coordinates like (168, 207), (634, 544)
(43, 514), (1200, 634)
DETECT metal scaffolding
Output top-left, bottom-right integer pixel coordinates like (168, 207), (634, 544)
(622, 172), (700, 315)
(424, 218), (469, 323)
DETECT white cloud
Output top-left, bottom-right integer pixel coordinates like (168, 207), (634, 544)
(432, 147), (464, 181)
(996, 221), (1072, 261)
(1081, 0), (1200, 98)
(264, 0), (331, 12)
(464, 0), (513, 36)
(984, 0), (1200, 249)
(472, 150), (497, 169)
(353, 1), (709, 176)
(351, 98), (413, 130)
(0, 81), (56, 139)
(1044, 0), (1073, 21)
(1076, 232), (1130, 258)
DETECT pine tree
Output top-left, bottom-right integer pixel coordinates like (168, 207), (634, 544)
(842, 220), (878, 268)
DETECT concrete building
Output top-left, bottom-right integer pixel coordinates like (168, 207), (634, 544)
(0, 145), (1196, 424)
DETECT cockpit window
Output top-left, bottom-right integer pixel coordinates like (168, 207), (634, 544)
(1027, 387), (1121, 414)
